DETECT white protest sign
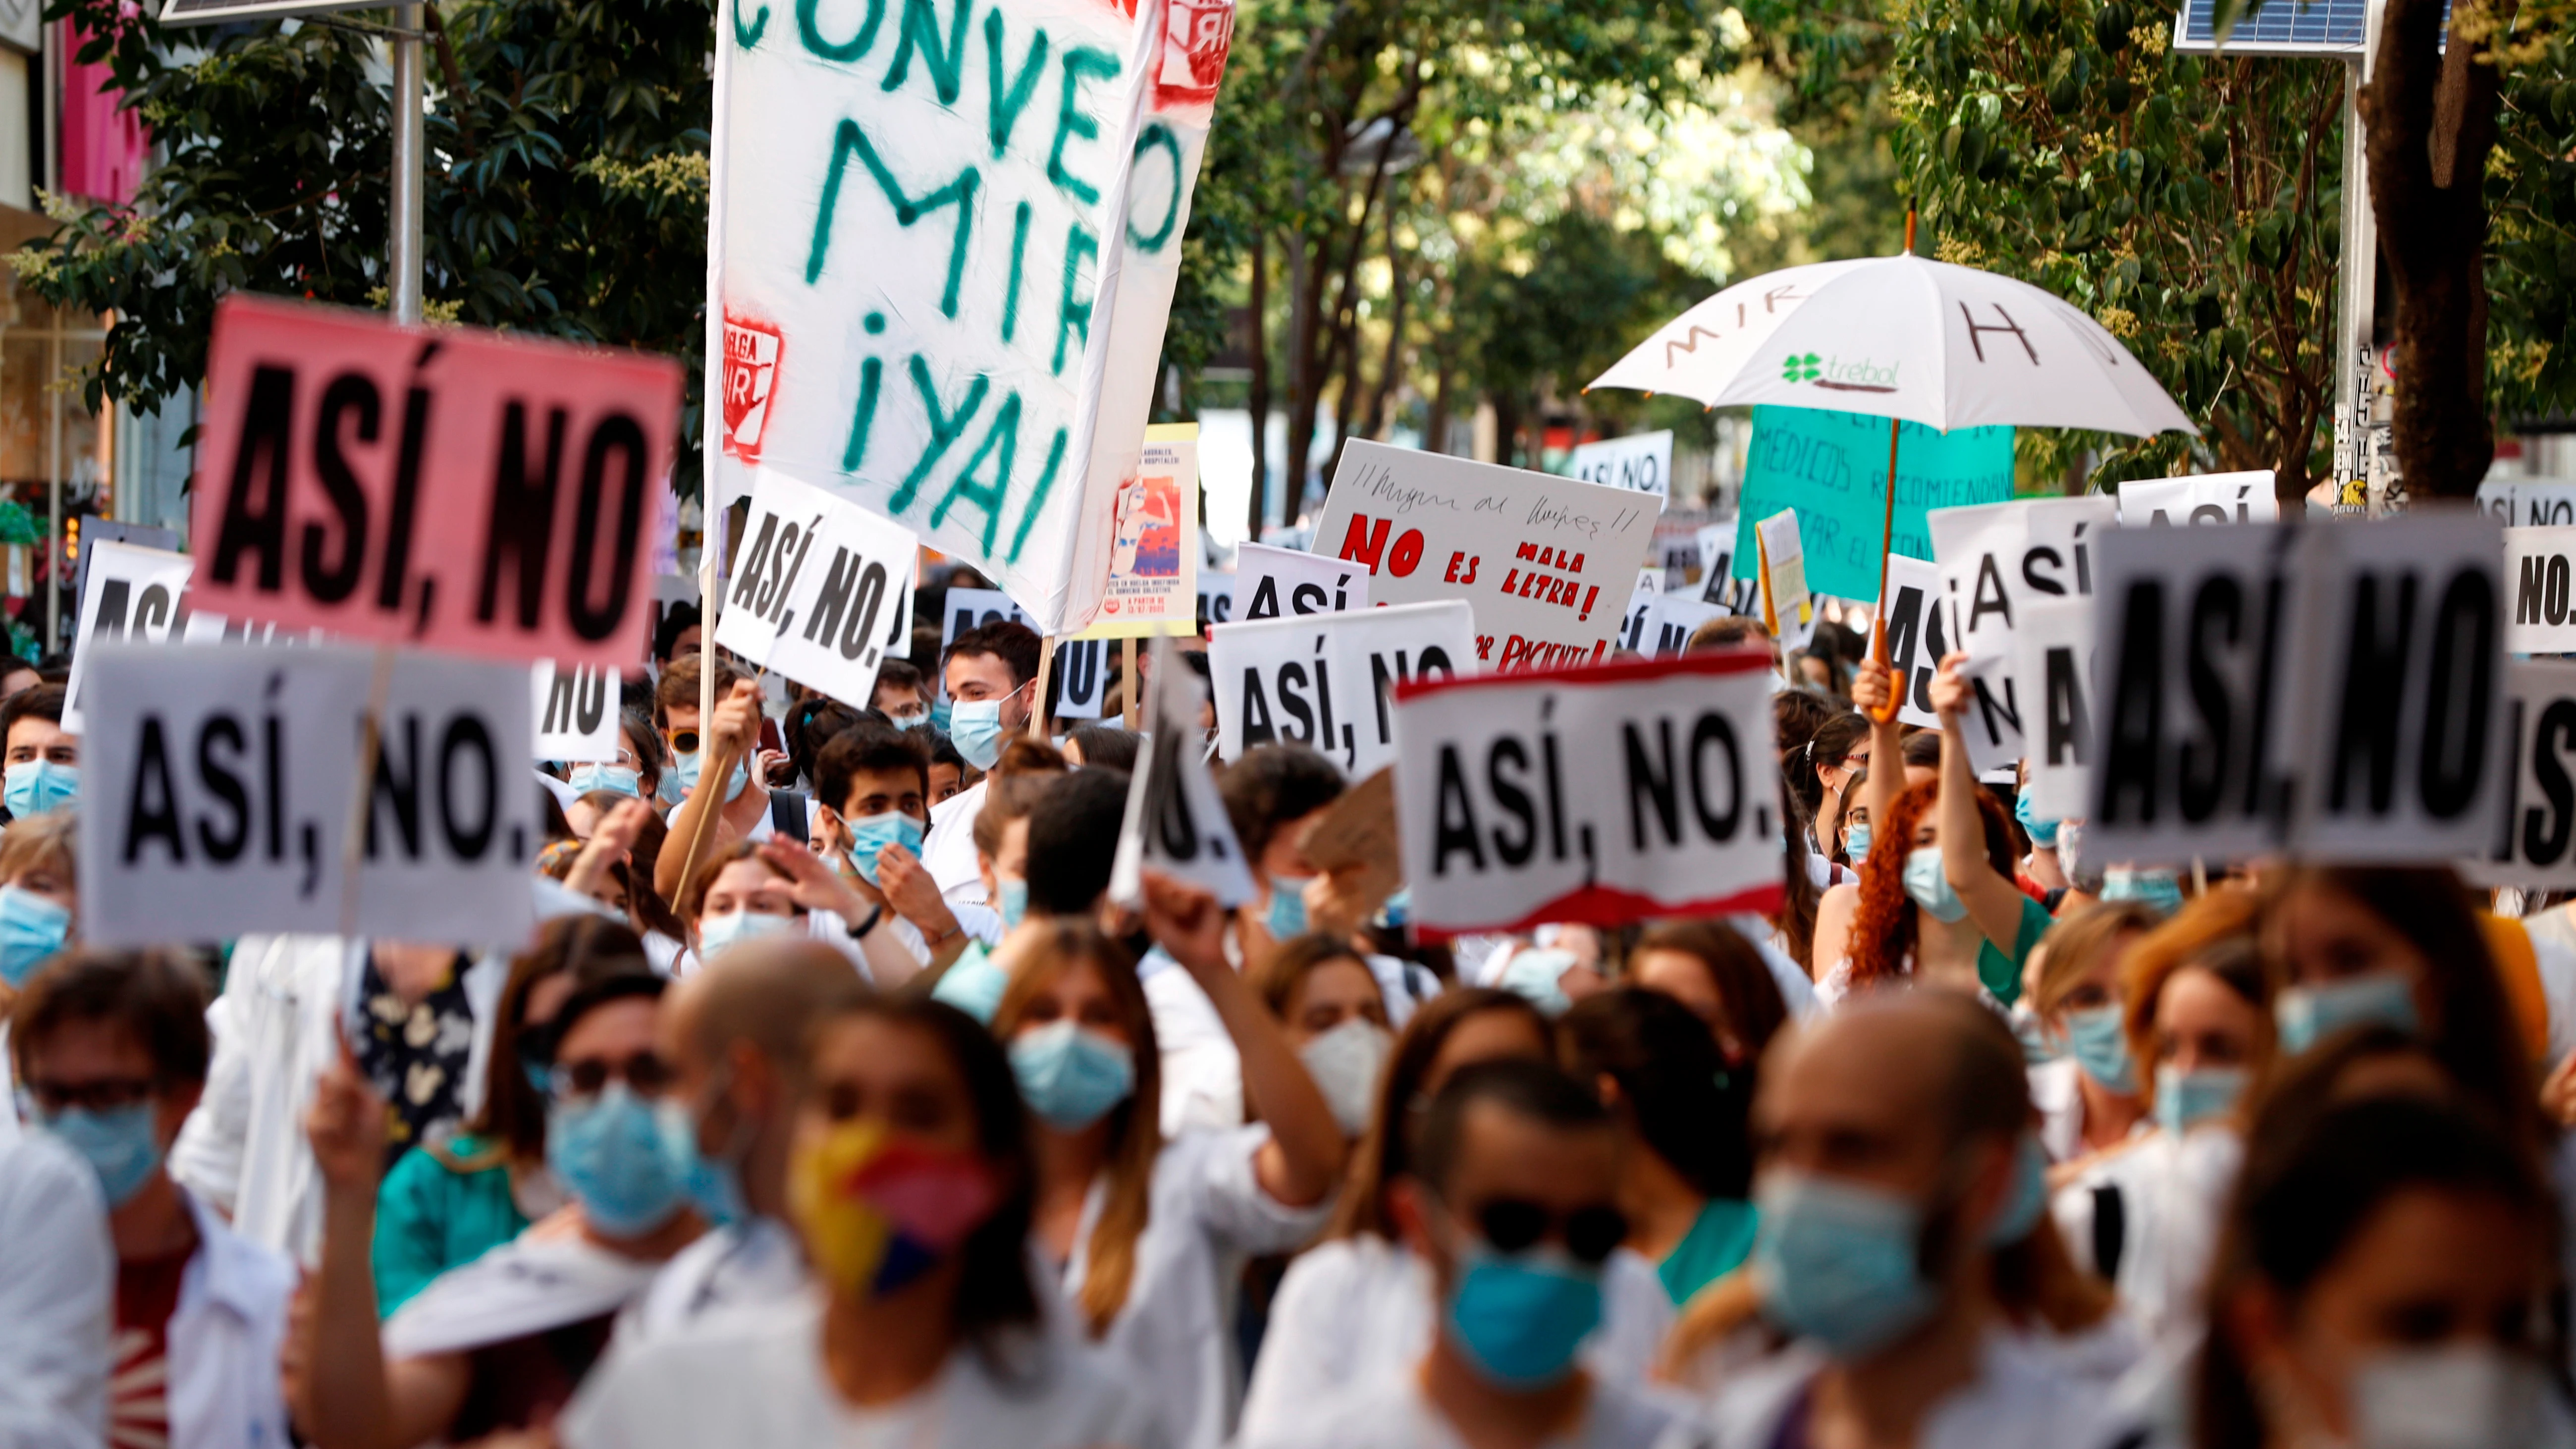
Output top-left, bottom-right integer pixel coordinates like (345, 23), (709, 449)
(63, 540), (194, 734)
(709, 0), (1234, 634)
(1109, 635), (1254, 908)
(1210, 600), (1474, 776)
(1234, 541), (1371, 622)
(1080, 423), (1201, 638)
(2478, 480), (2576, 528)
(530, 662), (619, 763)
(2014, 596), (2097, 820)
(1197, 571), (1235, 629)
(1876, 553), (1951, 730)
(1617, 571), (1662, 654)
(1639, 596), (1731, 658)
(1927, 495), (2119, 772)
(713, 468), (918, 710)
(2465, 660), (2576, 889)
(1695, 518), (1761, 615)
(83, 644), (540, 946)
(2506, 526), (2576, 654)
(1753, 509), (1815, 652)
(1050, 638), (1109, 720)
(1392, 651), (1782, 934)
(1569, 430), (1673, 497)
(1315, 440), (1660, 671)
(2117, 471), (2280, 527)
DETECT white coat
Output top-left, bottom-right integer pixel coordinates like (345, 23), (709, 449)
(166, 1192), (299, 1449)
(0, 1130), (112, 1449)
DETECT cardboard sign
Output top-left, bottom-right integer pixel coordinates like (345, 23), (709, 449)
(2506, 526), (2576, 654)
(1234, 541), (1371, 622)
(1694, 519), (1761, 615)
(1108, 635), (1253, 908)
(713, 467), (919, 710)
(63, 540), (194, 734)
(2478, 480), (2576, 528)
(1734, 404), (2014, 601)
(1926, 496), (2120, 772)
(2117, 470), (2280, 527)
(1569, 430), (1673, 497)
(531, 662), (619, 763)
(1875, 553), (1952, 730)
(1078, 424), (1201, 638)
(1392, 651), (1783, 934)
(1754, 510), (1815, 652)
(1301, 765), (1400, 919)
(2014, 596), (2097, 820)
(189, 296), (681, 667)
(1049, 638), (1110, 720)
(82, 644), (539, 946)
(708, 0), (1233, 635)
(1210, 600), (1475, 776)
(1315, 440), (1660, 672)
(2465, 660), (2576, 889)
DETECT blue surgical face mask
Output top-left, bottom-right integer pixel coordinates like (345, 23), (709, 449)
(887, 710), (930, 732)
(1902, 846), (1968, 923)
(1986, 1134), (2049, 1246)
(930, 945), (1010, 1025)
(845, 811), (926, 887)
(2155, 1062), (2249, 1134)
(547, 1084), (691, 1237)
(665, 748), (749, 805)
(1753, 1169), (1939, 1358)
(1498, 948), (1577, 1019)
(4, 759), (77, 818)
(2276, 970), (2420, 1055)
(1009, 1020), (1135, 1130)
(2061, 1003), (2139, 1094)
(697, 907), (802, 960)
(997, 876), (1029, 931)
(931, 698), (954, 734)
(950, 696), (1015, 772)
(1843, 819), (1872, 864)
(2011, 1004), (2061, 1065)
(0, 885), (70, 988)
(2102, 866), (2184, 917)
(659, 1098), (741, 1226)
(569, 762), (643, 799)
(34, 1101), (162, 1207)
(1445, 1240), (1604, 1389)
(1266, 874), (1312, 939)
(2013, 789), (2059, 848)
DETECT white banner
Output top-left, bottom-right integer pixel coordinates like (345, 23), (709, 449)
(1875, 553), (1952, 730)
(713, 468), (919, 710)
(2466, 660), (2576, 890)
(707, 0), (1234, 634)
(531, 662), (619, 763)
(1568, 430), (1673, 498)
(2014, 596), (2096, 819)
(1049, 638), (1110, 720)
(1209, 600), (1474, 777)
(1234, 541), (1370, 622)
(1315, 440), (1660, 672)
(63, 540), (194, 735)
(1197, 571), (1235, 628)
(2116, 470), (2279, 527)
(1109, 636), (1253, 908)
(2478, 479), (2576, 528)
(1619, 587), (1729, 659)
(2506, 526), (2576, 654)
(1392, 652), (1782, 934)
(1694, 518), (1761, 616)
(82, 644), (539, 947)
(1927, 495), (2119, 772)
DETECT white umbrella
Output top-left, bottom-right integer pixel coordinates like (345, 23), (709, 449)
(1588, 252), (2195, 438)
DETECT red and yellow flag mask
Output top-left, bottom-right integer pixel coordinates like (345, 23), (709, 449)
(788, 1118), (1000, 1299)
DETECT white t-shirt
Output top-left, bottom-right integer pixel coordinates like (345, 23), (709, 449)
(923, 780), (990, 908)
(1057, 1125), (1330, 1449)
(2030, 1057), (2084, 1164)
(561, 1291), (1171, 1449)
(1701, 1332), (2122, 1449)
(2049, 1126), (2243, 1348)
(618, 1216), (806, 1347)
(1244, 1370), (1709, 1449)
(1239, 1234), (1674, 1444)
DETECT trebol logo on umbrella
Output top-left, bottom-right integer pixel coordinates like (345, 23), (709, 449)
(1780, 352), (1899, 393)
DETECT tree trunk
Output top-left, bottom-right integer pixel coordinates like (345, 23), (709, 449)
(1425, 347), (1453, 456)
(2359, 0), (2510, 499)
(1246, 232), (1271, 537)
(1283, 233), (1328, 525)
(1491, 391), (1524, 469)
(1360, 200), (1406, 441)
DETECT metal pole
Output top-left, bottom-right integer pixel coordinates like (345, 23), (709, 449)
(2329, 50), (2378, 510)
(389, 3), (425, 325)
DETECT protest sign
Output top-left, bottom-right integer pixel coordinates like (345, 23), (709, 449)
(2116, 470), (2279, 527)
(1754, 510), (1815, 652)
(1617, 572), (1662, 654)
(1694, 519), (1761, 615)
(1302, 766), (1400, 920)
(707, 0), (1234, 635)
(1315, 440), (1659, 672)
(1235, 541), (1370, 622)
(1078, 424), (1200, 638)
(83, 644), (539, 946)
(2014, 596), (2097, 820)
(1391, 651), (1782, 934)
(1197, 572), (1235, 630)
(1876, 553), (1951, 730)
(71, 521), (181, 621)
(1733, 404), (2014, 601)
(1050, 638), (1110, 720)
(1926, 495), (2119, 771)
(1109, 635), (1253, 908)
(2478, 479), (2576, 527)
(63, 540), (193, 734)
(531, 662), (619, 763)
(935, 587), (1029, 701)
(2465, 660), (2576, 890)
(189, 295), (681, 668)
(1620, 588), (1729, 658)
(1569, 430), (1673, 497)
(1654, 510), (1707, 590)
(1210, 600), (1474, 776)
(2506, 526), (2576, 654)
(713, 467), (917, 710)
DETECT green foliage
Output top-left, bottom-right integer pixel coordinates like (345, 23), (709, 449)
(2487, 46), (2576, 416)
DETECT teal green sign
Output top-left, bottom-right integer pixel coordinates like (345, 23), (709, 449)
(1733, 405), (2015, 602)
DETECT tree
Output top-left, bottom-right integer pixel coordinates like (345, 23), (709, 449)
(14, 0), (714, 489)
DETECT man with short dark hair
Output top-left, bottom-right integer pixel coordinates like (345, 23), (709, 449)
(1248, 1059), (1708, 1449)
(868, 659), (932, 729)
(920, 619), (1044, 909)
(1, 682), (77, 819)
(652, 656), (790, 902)
(812, 724), (965, 976)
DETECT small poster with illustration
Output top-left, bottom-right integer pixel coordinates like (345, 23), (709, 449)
(1080, 424), (1202, 639)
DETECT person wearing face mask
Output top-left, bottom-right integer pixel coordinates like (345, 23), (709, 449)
(561, 990), (1169, 1449)
(2023, 902), (2158, 1165)
(1626, 920), (1796, 1065)
(294, 968), (709, 1449)
(616, 939), (856, 1343)
(1220, 745), (1346, 956)
(679, 840), (916, 986)
(1246, 1060), (1705, 1449)
(0, 683), (77, 823)
(995, 892), (1347, 1449)
(2194, 1095), (2575, 1449)
(567, 711), (665, 805)
(923, 773), (1061, 1021)
(1702, 992), (2113, 1449)
(868, 659), (935, 730)
(810, 724), (966, 977)
(0, 808), (77, 1016)
(919, 621), (1045, 907)
(1241, 990), (1679, 1442)
(653, 661), (792, 901)
(13, 948), (297, 1449)
(1247, 937), (1395, 1139)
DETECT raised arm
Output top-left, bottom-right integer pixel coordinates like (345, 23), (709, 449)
(1849, 655), (1908, 860)
(654, 681), (761, 901)
(1927, 652), (2032, 955)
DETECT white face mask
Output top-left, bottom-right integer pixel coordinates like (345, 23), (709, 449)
(2340, 1344), (2551, 1449)
(1296, 1017), (1393, 1137)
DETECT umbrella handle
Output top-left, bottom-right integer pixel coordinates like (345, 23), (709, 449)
(1867, 413), (1903, 724)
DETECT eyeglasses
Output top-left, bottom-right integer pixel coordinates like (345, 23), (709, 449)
(552, 1050), (675, 1100)
(18, 1075), (158, 1115)
(665, 727), (703, 756)
(1464, 1197), (1629, 1265)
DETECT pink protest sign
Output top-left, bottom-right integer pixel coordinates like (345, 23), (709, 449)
(188, 295), (683, 668)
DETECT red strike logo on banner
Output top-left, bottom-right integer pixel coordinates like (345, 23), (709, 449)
(187, 295), (684, 669)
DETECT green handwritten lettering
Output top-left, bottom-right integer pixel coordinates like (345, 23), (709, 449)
(1045, 46), (1121, 206)
(883, 0), (971, 104)
(1053, 220), (1097, 376)
(887, 356), (990, 515)
(842, 355), (883, 470)
(1003, 201), (1032, 345)
(983, 11), (1051, 160)
(1127, 122), (1182, 252)
(1007, 427), (1071, 563)
(805, 118), (980, 320)
(931, 390), (1023, 552)
(735, 0), (770, 50)
(796, 0), (883, 62)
